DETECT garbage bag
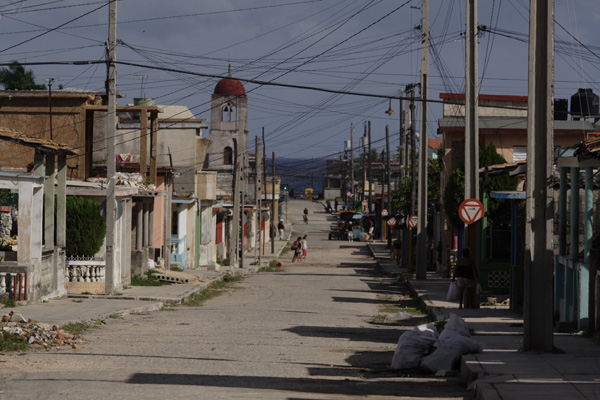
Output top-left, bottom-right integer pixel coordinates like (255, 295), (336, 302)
(420, 334), (484, 373)
(414, 322), (439, 340)
(442, 313), (471, 337)
(391, 330), (437, 370)
(446, 281), (458, 301)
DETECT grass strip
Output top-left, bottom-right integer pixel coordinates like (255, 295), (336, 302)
(181, 274), (243, 307)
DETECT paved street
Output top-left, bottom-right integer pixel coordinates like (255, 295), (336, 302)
(0, 200), (468, 399)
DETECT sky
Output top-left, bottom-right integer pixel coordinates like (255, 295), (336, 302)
(0, 0), (598, 168)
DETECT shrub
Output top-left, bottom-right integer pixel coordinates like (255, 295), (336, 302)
(66, 196), (106, 257)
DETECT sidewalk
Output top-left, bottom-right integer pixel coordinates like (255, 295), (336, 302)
(369, 242), (600, 400)
(2, 228), (292, 327)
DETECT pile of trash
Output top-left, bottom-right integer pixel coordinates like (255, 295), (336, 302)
(391, 314), (484, 375)
(88, 172), (157, 190)
(1, 311), (86, 349)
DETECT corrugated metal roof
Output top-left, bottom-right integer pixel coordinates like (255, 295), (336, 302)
(0, 127), (77, 155)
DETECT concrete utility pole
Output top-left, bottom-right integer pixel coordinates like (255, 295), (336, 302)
(362, 123), (367, 203)
(464, 0), (480, 252)
(416, 0), (429, 280)
(105, 0), (119, 292)
(403, 84), (417, 271)
(386, 126), (392, 250)
(262, 128), (266, 256)
(231, 136), (241, 269)
(271, 152), (276, 254)
(368, 121), (372, 213)
(350, 124), (354, 201)
(240, 153), (245, 270)
(404, 96), (410, 181)
(163, 173), (172, 270)
(408, 85), (417, 217)
(256, 137), (262, 266)
(399, 95), (405, 180)
(524, 0), (554, 352)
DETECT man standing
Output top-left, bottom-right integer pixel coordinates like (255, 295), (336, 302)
(452, 248), (479, 309)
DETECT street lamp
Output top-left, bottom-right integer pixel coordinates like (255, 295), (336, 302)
(385, 99), (395, 116)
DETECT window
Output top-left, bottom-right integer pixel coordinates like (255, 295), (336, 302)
(222, 102), (236, 122)
(513, 146), (527, 162)
(224, 146), (233, 165)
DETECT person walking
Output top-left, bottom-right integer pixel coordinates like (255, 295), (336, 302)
(303, 207), (309, 224)
(392, 238), (402, 266)
(301, 235), (308, 262)
(277, 219), (285, 241)
(452, 248), (479, 309)
(291, 237), (302, 263)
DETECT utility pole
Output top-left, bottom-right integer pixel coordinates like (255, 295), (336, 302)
(465, 0), (480, 253)
(163, 172), (172, 270)
(271, 152), (276, 254)
(231, 136), (241, 269)
(404, 95), (410, 182)
(362, 123), (367, 204)
(398, 94), (405, 180)
(524, 0), (554, 352)
(240, 151), (245, 270)
(262, 128), (266, 256)
(256, 137), (262, 266)
(386, 125), (392, 250)
(408, 86), (417, 217)
(105, 0), (119, 292)
(416, 0), (429, 280)
(48, 78), (55, 141)
(350, 124), (354, 202)
(311, 157), (314, 190)
(368, 121), (372, 214)
(367, 121), (373, 214)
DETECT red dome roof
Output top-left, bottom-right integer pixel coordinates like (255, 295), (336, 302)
(214, 77), (245, 96)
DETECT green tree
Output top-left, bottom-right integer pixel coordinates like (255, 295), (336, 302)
(0, 61), (46, 90)
(66, 196), (106, 257)
(443, 142), (519, 229)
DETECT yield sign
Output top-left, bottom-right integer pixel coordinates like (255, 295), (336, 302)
(386, 217), (397, 226)
(407, 214), (418, 228)
(459, 198), (485, 225)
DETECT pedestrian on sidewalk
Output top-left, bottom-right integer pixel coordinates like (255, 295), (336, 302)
(453, 247), (479, 309)
(301, 235), (308, 262)
(277, 219), (285, 240)
(292, 237), (302, 262)
(392, 238), (402, 266)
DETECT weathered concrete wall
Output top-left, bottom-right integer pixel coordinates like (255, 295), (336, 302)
(0, 92), (98, 180)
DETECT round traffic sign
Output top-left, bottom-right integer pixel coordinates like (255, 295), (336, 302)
(346, 191), (352, 198)
(459, 198), (485, 225)
(381, 209), (388, 217)
(386, 217), (397, 226)
(407, 214), (418, 228)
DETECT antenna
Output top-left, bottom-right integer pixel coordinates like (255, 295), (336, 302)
(134, 74), (148, 98)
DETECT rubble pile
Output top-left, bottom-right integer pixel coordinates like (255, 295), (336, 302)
(1, 311), (85, 349)
(3, 235), (17, 246)
(90, 172), (157, 190)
